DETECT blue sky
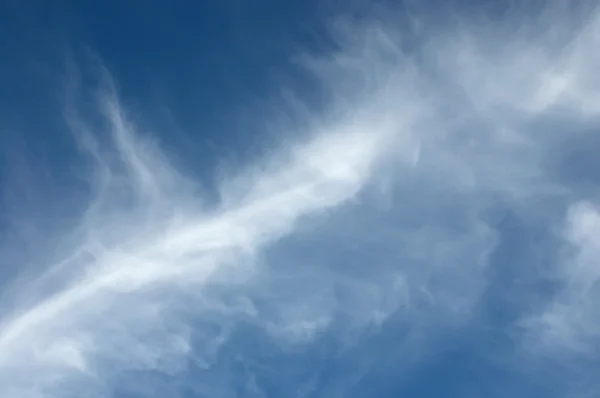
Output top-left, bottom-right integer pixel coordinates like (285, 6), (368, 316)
(1, 1), (600, 397)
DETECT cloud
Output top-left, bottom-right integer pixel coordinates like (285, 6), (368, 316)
(0, 36), (434, 396)
(522, 201), (600, 356)
(1, 1), (600, 397)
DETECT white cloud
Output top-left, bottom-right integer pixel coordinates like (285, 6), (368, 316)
(0, 40), (431, 396)
(1, 1), (600, 397)
(522, 201), (600, 356)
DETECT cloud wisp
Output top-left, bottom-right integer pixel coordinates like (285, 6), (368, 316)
(0, 2), (600, 397)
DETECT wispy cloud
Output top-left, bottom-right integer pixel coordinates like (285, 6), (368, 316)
(1, 1), (599, 397)
(520, 201), (600, 360)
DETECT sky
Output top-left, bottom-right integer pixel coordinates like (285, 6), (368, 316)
(0, 0), (599, 397)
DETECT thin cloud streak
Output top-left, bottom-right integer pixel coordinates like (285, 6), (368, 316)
(0, 41), (427, 397)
